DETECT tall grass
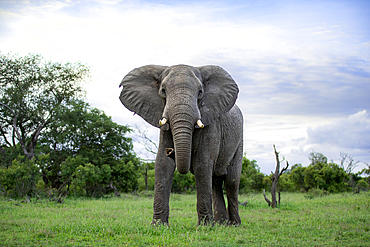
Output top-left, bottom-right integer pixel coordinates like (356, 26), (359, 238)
(1, 192), (369, 246)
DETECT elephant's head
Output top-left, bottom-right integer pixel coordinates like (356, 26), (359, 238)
(119, 65), (238, 174)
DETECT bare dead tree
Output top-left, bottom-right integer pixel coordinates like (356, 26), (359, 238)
(107, 182), (120, 197)
(134, 124), (158, 160)
(340, 152), (361, 190)
(340, 152), (360, 174)
(263, 145), (289, 208)
(133, 126), (158, 191)
(262, 190), (282, 207)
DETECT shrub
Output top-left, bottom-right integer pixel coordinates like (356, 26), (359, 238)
(304, 188), (329, 199)
(0, 155), (43, 198)
(71, 163), (112, 197)
(172, 170), (196, 193)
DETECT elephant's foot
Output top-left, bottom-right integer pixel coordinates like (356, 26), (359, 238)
(151, 218), (169, 226)
(197, 214), (214, 226)
(152, 206), (169, 226)
(227, 215), (241, 226)
(214, 213), (229, 225)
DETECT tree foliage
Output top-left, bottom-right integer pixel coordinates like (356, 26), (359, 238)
(239, 156), (264, 193)
(0, 155), (46, 198)
(289, 152), (350, 193)
(39, 100), (133, 163)
(0, 98), (141, 198)
(172, 170), (196, 193)
(0, 53), (89, 160)
(38, 99), (140, 195)
(0, 53), (141, 199)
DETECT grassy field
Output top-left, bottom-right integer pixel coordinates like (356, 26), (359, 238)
(1, 191), (369, 246)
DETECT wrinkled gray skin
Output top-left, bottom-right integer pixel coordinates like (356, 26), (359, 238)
(119, 65), (243, 225)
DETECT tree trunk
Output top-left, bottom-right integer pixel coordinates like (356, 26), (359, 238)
(271, 181), (277, 208)
(145, 164), (148, 191)
(263, 145), (289, 208)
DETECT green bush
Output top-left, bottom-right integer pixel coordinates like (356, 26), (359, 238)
(239, 157), (265, 193)
(111, 159), (140, 192)
(71, 163), (112, 197)
(278, 173), (295, 192)
(138, 168), (155, 191)
(0, 155), (43, 198)
(289, 159), (350, 193)
(304, 187), (329, 199)
(172, 170), (196, 193)
(356, 179), (369, 191)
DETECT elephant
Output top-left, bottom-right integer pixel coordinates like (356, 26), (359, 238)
(119, 64), (243, 226)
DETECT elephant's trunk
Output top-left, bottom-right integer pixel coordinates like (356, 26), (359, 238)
(170, 108), (195, 174)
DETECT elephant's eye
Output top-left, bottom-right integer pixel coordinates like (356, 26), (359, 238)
(198, 89), (203, 98)
(161, 88), (166, 97)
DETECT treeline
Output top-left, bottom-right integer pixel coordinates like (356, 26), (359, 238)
(243, 153), (369, 194)
(165, 152), (370, 195)
(0, 53), (369, 200)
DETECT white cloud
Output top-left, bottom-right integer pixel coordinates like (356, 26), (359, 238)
(283, 110), (370, 173)
(307, 110), (370, 150)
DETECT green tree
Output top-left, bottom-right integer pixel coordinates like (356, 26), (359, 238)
(356, 179), (369, 191)
(239, 156), (265, 193)
(38, 99), (137, 190)
(290, 164), (308, 191)
(303, 161), (349, 193)
(40, 100), (134, 164)
(309, 151), (328, 165)
(277, 173), (295, 192)
(0, 53), (89, 160)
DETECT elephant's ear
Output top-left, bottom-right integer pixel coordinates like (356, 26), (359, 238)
(119, 65), (168, 128)
(197, 66), (239, 126)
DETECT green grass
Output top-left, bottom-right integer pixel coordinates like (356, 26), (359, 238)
(1, 192), (369, 246)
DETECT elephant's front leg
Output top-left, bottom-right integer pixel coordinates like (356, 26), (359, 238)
(193, 158), (214, 225)
(152, 130), (175, 225)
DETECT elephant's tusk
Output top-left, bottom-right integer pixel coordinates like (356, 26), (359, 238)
(197, 119), (204, 128)
(159, 118), (167, 126)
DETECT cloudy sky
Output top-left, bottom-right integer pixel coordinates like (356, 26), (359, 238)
(1, 0), (369, 174)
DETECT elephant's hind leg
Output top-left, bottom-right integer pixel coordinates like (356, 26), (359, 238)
(212, 175), (228, 224)
(225, 143), (243, 226)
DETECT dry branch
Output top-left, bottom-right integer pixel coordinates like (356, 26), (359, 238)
(263, 145), (289, 208)
(240, 199), (248, 206)
(263, 189), (272, 207)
